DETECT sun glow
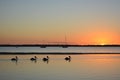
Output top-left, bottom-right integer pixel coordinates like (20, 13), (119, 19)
(80, 29), (120, 45)
(100, 43), (106, 45)
(96, 38), (108, 45)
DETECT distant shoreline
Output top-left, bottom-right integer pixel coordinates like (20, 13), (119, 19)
(0, 52), (120, 55)
(0, 44), (120, 47)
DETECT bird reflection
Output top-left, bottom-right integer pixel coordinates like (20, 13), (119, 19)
(43, 59), (49, 64)
(31, 59), (37, 63)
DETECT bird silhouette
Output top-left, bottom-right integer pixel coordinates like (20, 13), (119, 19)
(11, 56), (18, 61)
(65, 56), (71, 61)
(30, 56), (37, 61)
(42, 56), (49, 61)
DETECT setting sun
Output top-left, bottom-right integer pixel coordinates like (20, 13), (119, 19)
(96, 37), (108, 45)
(100, 43), (105, 45)
(79, 29), (120, 45)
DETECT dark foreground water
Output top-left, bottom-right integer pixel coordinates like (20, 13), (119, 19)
(0, 54), (120, 80)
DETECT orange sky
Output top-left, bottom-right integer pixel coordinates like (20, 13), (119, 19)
(0, 0), (120, 45)
(1, 28), (120, 45)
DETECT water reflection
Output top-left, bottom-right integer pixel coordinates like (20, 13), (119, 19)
(65, 59), (71, 62)
(30, 59), (37, 63)
(1, 54), (120, 80)
(42, 59), (49, 64)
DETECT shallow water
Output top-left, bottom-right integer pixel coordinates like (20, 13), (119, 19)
(0, 54), (120, 80)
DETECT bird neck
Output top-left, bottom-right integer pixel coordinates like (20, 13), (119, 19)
(35, 56), (37, 59)
(16, 56), (18, 59)
(47, 56), (49, 59)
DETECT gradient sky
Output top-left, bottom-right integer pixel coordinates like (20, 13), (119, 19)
(0, 0), (120, 45)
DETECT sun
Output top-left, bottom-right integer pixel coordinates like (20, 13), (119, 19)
(100, 43), (106, 45)
(78, 29), (120, 45)
(95, 37), (108, 45)
(99, 39), (107, 45)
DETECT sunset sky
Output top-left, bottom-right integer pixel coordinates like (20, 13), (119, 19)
(0, 0), (120, 45)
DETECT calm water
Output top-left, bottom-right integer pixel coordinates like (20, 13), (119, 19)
(0, 47), (120, 53)
(0, 54), (120, 80)
(0, 47), (120, 80)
